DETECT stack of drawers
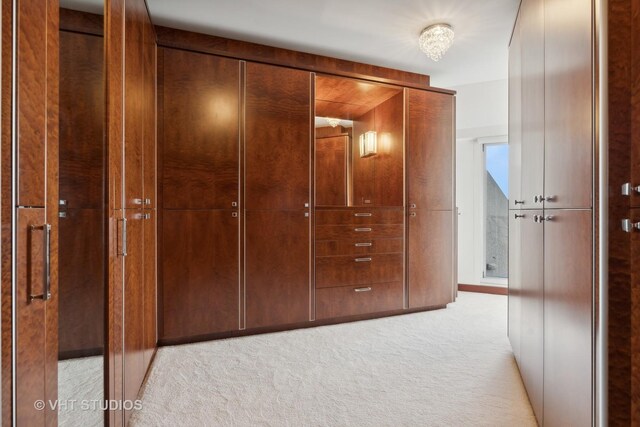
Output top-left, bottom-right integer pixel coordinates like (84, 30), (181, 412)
(315, 208), (405, 320)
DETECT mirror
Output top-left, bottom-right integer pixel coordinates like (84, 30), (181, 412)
(315, 75), (404, 207)
(58, 0), (105, 425)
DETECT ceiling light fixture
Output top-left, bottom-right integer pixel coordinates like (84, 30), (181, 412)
(325, 118), (341, 128)
(418, 23), (454, 62)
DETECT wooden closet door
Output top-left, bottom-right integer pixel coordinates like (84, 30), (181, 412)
(143, 209), (156, 366)
(543, 209), (592, 426)
(244, 62), (311, 328)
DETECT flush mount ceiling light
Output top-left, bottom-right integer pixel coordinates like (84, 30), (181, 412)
(325, 117), (341, 128)
(419, 23), (454, 62)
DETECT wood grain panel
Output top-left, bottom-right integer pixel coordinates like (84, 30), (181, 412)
(315, 208), (404, 225)
(315, 224), (404, 240)
(407, 89), (454, 211)
(142, 16), (156, 209)
(59, 30), (104, 209)
(544, 0), (593, 209)
(315, 238), (403, 257)
(315, 136), (347, 206)
(373, 92), (404, 207)
(508, 9), (523, 210)
(316, 281), (403, 320)
(59, 8), (103, 36)
(245, 210), (309, 329)
(143, 209), (156, 367)
(543, 209), (592, 426)
(245, 62), (311, 210)
(351, 109), (375, 205)
(161, 48), (240, 210)
(316, 253), (403, 288)
(58, 209), (104, 357)
(408, 210), (454, 308)
(161, 210), (239, 339)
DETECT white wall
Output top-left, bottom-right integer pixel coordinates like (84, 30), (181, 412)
(454, 79), (508, 286)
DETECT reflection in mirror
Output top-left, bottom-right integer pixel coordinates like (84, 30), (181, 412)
(58, 0), (105, 425)
(315, 76), (404, 207)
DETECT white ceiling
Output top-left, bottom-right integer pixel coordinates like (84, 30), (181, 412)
(146, 0), (520, 88)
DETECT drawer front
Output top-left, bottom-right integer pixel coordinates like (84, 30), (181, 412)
(316, 281), (404, 320)
(316, 253), (403, 288)
(315, 209), (404, 226)
(316, 238), (404, 257)
(315, 224), (404, 240)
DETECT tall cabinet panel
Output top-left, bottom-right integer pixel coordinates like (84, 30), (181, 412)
(508, 12), (523, 210)
(406, 89), (455, 308)
(245, 62), (311, 328)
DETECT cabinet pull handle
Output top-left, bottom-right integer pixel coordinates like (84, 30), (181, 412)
(232, 212), (238, 218)
(355, 243), (372, 247)
(29, 224), (51, 301)
(514, 214), (525, 219)
(354, 213), (372, 217)
(132, 198), (143, 205)
(354, 287), (372, 292)
(118, 218), (128, 257)
(514, 200), (525, 204)
(355, 227), (372, 232)
(410, 212), (416, 217)
(355, 257), (372, 262)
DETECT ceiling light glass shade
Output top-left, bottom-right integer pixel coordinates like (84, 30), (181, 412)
(326, 117), (341, 128)
(419, 24), (454, 62)
(359, 131), (377, 158)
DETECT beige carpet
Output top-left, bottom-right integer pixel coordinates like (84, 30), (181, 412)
(58, 355), (103, 426)
(131, 292), (536, 426)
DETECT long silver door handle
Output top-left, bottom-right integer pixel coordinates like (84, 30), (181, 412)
(30, 224), (51, 301)
(118, 218), (128, 257)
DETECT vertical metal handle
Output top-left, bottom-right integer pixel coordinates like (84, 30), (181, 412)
(118, 218), (128, 257)
(29, 224), (51, 301)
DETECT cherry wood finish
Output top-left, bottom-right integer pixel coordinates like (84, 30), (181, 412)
(407, 89), (455, 211)
(245, 62), (311, 210)
(161, 48), (240, 210)
(544, 0), (593, 209)
(543, 209), (593, 426)
(142, 10), (156, 209)
(315, 224), (404, 240)
(161, 210), (239, 339)
(315, 76), (401, 119)
(155, 26), (432, 90)
(457, 284), (508, 296)
(58, 209), (104, 358)
(508, 10), (522, 210)
(407, 210), (454, 308)
(315, 238), (403, 257)
(315, 136), (348, 206)
(373, 92), (404, 207)
(60, 8), (103, 36)
(143, 209), (156, 367)
(316, 281), (403, 320)
(245, 210), (310, 329)
(316, 253), (403, 288)
(519, 0), (544, 211)
(315, 208), (404, 225)
(315, 125), (350, 139)
(352, 108), (375, 205)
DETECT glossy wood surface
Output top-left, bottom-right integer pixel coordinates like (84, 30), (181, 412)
(315, 136), (348, 206)
(316, 253), (403, 288)
(161, 210), (239, 339)
(161, 48), (239, 210)
(143, 209), (156, 367)
(245, 210), (310, 329)
(142, 9), (156, 209)
(520, 0), (544, 210)
(315, 238), (403, 257)
(315, 224), (404, 240)
(316, 281), (403, 320)
(245, 62), (311, 210)
(543, 209), (592, 426)
(372, 92), (404, 207)
(155, 26), (432, 90)
(508, 9), (523, 210)
(544, 0), (593, 209)
(408, 210), (454, 308)
(351, 109), (375, 205)
(315, 208), (404, 225)
(59, 8), (103, 36)
(407, 89), (454, 211)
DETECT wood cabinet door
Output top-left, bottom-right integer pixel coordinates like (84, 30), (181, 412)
(161, 210), (239, 339)
(408, 210), (454, 308)
(508, 211), (523, 362)
(142, 13), (156, 209)
(544, 0), (593, 209)
(520, 0), (544, 210)
(519, 210), (544, 424)
(543, 209), (592, 426)
(143, 209), (156, 366)
(407, 89), (454, 211)
(245, 211), (310, 329)
(508, 14), (523, 210)
(160, 48), (240, 210)
(245, 62), (311, 210)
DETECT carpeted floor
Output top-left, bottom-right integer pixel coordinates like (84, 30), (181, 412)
(130, 292), (536, 426)
(58, 355), (103, 426)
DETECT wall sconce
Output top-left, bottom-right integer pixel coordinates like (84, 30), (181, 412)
(359, 131), (377, 158)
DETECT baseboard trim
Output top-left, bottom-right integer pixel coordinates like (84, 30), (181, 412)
(458, 284), (508, 296)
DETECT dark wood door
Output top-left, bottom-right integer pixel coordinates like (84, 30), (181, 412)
(142, 13), (156, 209)
(520, 0), (544, 210)
(544, 0), (593, 209)
(161, 210), (239, 339)
(245, 62), (311, 210)
(143, 209), (156, 366)
(508, 13), (522, 210)
(543, 209), (592, 426)
(406, 89), (454, 211)
(508, 211), (523, 362)
(408, 210), (454, 308)
(519, 210), (544, 424)
(315, 136), (348, 206)
(160, 48), (240, 210)
(245, 211), (310, 328)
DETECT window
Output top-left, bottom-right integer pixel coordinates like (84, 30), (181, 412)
(484, 143), (509, 279)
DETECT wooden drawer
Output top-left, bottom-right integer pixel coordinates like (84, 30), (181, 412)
(315, 209), (404, 226)
(316, 238), (403, 257)
(315, 224), (404, 240)
(316, 253), (403, 288)
(316, 281), (403, 320)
